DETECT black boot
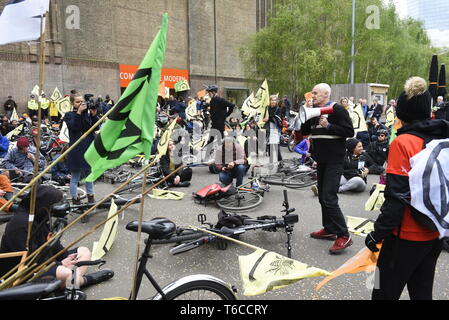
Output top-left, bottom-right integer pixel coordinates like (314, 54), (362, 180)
(81, 269), (114, 289)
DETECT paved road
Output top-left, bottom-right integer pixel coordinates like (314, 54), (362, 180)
(3, 147), (448, 301)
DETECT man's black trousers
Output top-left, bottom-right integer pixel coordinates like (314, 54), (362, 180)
(316, 163), (349, 237)
(372, 234), (443, 300)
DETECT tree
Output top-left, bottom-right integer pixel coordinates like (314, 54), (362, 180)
(240, 0), (442, 102)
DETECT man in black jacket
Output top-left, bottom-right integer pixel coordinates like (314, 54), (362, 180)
(366, 129), (389, 174)
(301, 83), (355, 254)
(206, 85), (235, 141)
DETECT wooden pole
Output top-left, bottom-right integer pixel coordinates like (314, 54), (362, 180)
(26, 13), (47, 251)
(11, 166), (185, 288)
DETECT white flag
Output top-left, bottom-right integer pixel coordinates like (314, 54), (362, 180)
(0, 0), (50, 46)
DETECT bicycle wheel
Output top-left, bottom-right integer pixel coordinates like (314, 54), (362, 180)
(151, 229), (205, 245)
(54, 186), (86, 201)
(216, 191), (263, 211)
(284, 171), (317, 189)
(259, 173), (288, 186)
(155, 275), (236, 300)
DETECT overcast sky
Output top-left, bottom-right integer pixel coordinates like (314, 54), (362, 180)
(386, 0), (448, 48)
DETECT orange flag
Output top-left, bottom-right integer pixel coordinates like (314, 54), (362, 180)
(315, 245), (381, 291)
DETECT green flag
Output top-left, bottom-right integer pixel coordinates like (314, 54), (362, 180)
(84, 14), (168, 182)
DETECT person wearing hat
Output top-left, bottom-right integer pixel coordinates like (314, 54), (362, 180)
(3, 137), (46, 183)
(339, 138), (372, 193)
(365, 76), (449, 300)
(4, 96), (17, 120)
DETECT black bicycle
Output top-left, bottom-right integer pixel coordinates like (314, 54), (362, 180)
(154, 190), (298, 258)
(0, 219), (237, 300)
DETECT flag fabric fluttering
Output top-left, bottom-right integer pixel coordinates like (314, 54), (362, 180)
(84, 14), (168, 182)
(174, 79), (190, 93)
(365, 183), (386, 211)
(352, 104), (368, 133)
(156, 117), (178, 159)
(315, 246), (380, 292)
(253, 80), (270, 128)
(239, 249), (331, 296)
(347, 216), (375, 236)
(0, 0), (49, 45)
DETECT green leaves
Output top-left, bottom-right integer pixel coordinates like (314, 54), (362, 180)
(240, 0), (443, 99)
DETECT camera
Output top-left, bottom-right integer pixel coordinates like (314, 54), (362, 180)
(84, 94), (97, 110)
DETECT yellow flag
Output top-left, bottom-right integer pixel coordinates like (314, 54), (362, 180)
(365, 184), (385, 211)
(253, 80), (270, 129)
(50, 87), (63, 102)
(91, 199), (119, 261)
(385, 107), (395, 128)
(352, 104), (368, 133)
(190, 134), (209, 151)
(241, 92), (256, 117)
(156, 117), (178, 158)
(6, 124), (23, 140)
(10, 108), (19, 122)
(347, 216), (375, 236)
(150, 189), (184, 200)
(186, 99), (197, 121)
(57, 97), (73, 117)
(239, 249), (331, 296)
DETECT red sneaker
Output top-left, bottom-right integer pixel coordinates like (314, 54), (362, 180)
(310, 229), (337, 241)
(329, 236), (353, 254)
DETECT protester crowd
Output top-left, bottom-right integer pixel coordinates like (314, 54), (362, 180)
(0, 76), (448, 300)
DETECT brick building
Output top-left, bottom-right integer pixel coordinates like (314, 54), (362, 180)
(0, 0), (275, 113)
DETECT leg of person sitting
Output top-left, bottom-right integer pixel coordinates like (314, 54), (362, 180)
(234, 164), (247, 187)
(219, 171), (233, 186)
(368, 164), (385, 175)
(339, 176), (366, 193)
(179, 167), (192, 182)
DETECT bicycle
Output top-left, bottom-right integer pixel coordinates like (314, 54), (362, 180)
(157, 190), (298, 258)
(259, 158), (317, 189)
(0, 218), (237, 300)
(214, 177), (269, 212)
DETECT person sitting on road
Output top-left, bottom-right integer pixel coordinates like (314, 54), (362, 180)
(0, 174), (16, 213)
(214, 136), (247, 187)
(293, 136), (311, 164)
(368, 116), (388, 142)
(160, 140), (192, 188)
(0, 185), (114, 288)
(339, 138), (371, 193)
(0, 132), (10, 158)
(2, 137), (46, 183)
(51, 151), (72, 186)
(366, 129), (389, 175)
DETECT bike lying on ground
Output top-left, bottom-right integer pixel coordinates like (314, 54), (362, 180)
(157, 190), (298, 258)
(0, 218), (237, 300)
(258, 158), (317, 189)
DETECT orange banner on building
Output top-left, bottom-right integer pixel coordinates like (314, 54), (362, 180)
(120, 64), (189, 89)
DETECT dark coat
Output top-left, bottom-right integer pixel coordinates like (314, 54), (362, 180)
(0, 186), (64, 277)
(63, 111), (99, 171)
(210, 96), (235, 132)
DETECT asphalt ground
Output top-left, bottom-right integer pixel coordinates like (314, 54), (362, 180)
(2, 147), (448, 302)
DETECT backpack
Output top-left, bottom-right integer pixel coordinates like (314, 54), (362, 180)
(408, 137), (449, 239)
(215, 210), (251, 229)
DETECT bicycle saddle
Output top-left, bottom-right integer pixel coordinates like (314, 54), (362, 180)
(126, 218), (176, 240)
(0, 279), (61, 300)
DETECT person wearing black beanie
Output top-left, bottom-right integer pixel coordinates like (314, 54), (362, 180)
(365, 76), (449, 300)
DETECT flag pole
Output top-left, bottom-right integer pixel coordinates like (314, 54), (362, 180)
(4, 166), (185, 289)
(26, 12), (47, 252)
(130, 166), (149, 300)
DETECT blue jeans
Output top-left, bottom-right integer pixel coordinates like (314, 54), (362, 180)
(219, 164), (247, 187)
(70, 169), (94, 199)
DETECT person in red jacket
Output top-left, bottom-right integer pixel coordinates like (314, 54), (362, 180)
(365, 76), (449, 300)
